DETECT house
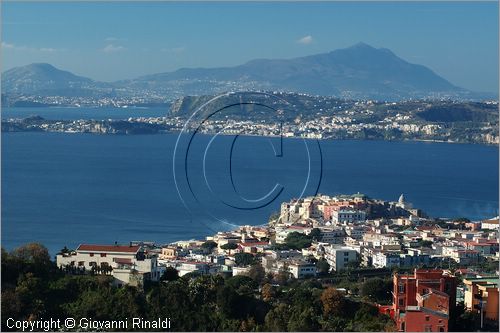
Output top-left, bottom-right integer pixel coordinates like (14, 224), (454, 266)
(275, 225), (311, 244)
(324, 245), (359, 271)
(232, 266), (251, 276)
(159, 246), (177, 260)
(288, 261), (317, 279)
(177, 261), (211, 277)
(392, 269), (456, 332)
(372, 250), (401, 268)
(463, 277), (499, 322)
(481, 218), (499, 231)
(441, 246), (479, 265)
(331, 207), (366, 225)
(56, 243), (161, 287)
(262, 250), (302, 273)
(238, 241), (270, 254)
(318, 227), (346, 244)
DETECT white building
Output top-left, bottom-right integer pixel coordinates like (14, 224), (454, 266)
(344, 225), (367, 240)
(481, 218), (499, 231)
(331, 208), (366, 225)
(319, 227), (346, 244)
(56, 244), (161, 287)
(324, 245), (359, 271)
(372, 250), (401, 268)
(288, 261), (317, 279)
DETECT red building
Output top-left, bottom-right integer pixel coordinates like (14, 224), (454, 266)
(392, 269), (457, 332)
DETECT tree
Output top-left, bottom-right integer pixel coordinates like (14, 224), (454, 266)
(59, 246), (71, 254)
(235, 253), (254, 266)
(247, 264), (265, 284)
(225, 275), (257, 294)
(287, 307), (320, 331)
(320, 287), (345, 317)
(11, 243), (51, 264)
(264, 303), (290, 331)
(309, 228), (322, 242)
(201, 241), (217, 252)
(221, 243), (238, 250)
(417, 240), (433, 248)
(316, 259), (330, 275)
(261, 283), (276, 302)
(284, 232), (312, 250)
(453, 217), (471, 223)
(275, 269), (291, 285)
(161, 267), (179, 282)
(360, 278), (392, 303)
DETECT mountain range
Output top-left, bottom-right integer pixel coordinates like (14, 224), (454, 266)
(1, 43), (493, 101)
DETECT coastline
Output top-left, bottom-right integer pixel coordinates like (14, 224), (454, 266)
(2, 129), (499, 147)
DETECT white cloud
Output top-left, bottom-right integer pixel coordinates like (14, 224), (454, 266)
(102, 44), (125, 53)
(297, 35), (313, 45)
(1, 42), (15, 49)
(1, 42), (61, 52)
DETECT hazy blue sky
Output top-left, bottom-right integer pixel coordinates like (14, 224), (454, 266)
(2, 1), (498, 93)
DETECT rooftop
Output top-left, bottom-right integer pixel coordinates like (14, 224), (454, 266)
(77, 244), (140, 253)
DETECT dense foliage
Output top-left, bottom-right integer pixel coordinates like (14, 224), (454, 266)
(2, 243), (396, 332)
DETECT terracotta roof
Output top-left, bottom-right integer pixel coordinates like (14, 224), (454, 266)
(240, 242), (269, 247)
(114, 258), (133, 264)
(77, 244), (140, 253)
(289, 225), (310, 229)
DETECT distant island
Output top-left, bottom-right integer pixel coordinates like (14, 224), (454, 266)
(2, 92), (498, 145)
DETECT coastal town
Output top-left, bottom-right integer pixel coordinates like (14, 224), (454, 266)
(54, 193), (500, 332)
(2, 92), (499, 144)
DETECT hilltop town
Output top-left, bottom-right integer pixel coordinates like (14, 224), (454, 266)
(52, 193), (500, 332)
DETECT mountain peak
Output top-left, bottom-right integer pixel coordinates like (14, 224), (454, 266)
(28, 62), (56, 68)
(2, 63), (95, 96)
(2, 44), (478, 100)
(348, 42), (375, 49)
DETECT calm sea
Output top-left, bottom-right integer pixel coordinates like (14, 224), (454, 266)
(2, 108), (499, 255)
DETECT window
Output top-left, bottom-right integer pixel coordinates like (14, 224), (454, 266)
(399, 298), (404, 307)
(425, 316), (430, 322)
(344, 252), (349, 256)
(399, 284), (405, 293)
(424, 325), (432, 332)
(100, 253), (107, 257)
(89, 253), (94, 257)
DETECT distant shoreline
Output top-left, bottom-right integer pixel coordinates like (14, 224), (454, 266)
(2, 129), (499, 147)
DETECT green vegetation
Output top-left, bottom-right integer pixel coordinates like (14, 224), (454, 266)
(360, 278), (393, 304)
(2, 243), (396, 332)
(201, 240), (218, 252)
(234, 253), (255, 266)
(160, 267), (179, 282)
(284, 232), (312, 250)
(220, 243), (238, 250)
(416, 240), (434, 248)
